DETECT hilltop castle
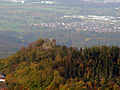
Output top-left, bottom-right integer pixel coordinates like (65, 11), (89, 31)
(42, 38), (56, 49)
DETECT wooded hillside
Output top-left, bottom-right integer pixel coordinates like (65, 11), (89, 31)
(0, 38), (120, 89)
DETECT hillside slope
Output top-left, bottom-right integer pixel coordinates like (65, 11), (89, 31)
(0, 38), (120, 89)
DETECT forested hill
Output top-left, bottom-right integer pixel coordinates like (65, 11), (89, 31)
(0, 38), (120, 89)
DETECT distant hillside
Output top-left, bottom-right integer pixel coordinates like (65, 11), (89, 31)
(0, 38), (120, 89)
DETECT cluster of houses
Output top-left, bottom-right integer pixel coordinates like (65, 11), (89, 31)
(30, 14), (120, 33)
(21, 0), (55, 4)
(7, 0), (25, 3)
(34, 19), (120, 33)
(62, 15), (120, 22)
(6, 0), (55, 4)
(84, 0), (120, 3)
(40, 1), (55, 4)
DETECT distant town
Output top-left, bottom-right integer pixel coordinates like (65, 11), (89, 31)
(30, 14), (120, 33)
(1, 0), (55, 4)
(84, 0), (120, 3)
(1, 0), (120, 4)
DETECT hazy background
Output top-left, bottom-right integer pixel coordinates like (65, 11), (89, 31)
(0, 0), (120, 58)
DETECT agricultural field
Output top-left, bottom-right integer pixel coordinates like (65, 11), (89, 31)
(0, 1), (120, 58)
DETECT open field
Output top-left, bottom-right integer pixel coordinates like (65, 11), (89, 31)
(0, 1), (120, 58)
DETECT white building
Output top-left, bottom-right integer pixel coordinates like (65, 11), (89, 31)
(0, 74), (5, 82)
(21, 0), (24, 3)
(40, 1), (54, 4)
(0, 78), (5, 82)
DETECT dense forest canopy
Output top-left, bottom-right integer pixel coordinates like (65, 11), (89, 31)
(0, 0), (120, 89)
(0, 38), (120, 89)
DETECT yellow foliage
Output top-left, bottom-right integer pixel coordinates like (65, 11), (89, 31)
(87, 59), (93, 66)
(86, 81), (91, 87)
(97, 87), (101, 90)
(82, 86), (87, 89)
(94, 80), (97, 86)
(55, 55), (62, 62)
(6, 73), (14, 82)
(87, 70), (91, 79)
(117, 59), (120, 65)
(30, 62), (38, 69)
(113, 84), (119, 90)
(105, 87), (109, 90)
(77, 80), (85, 86)
(80, 63), (84, 69)
(59, 84), (64, 90)
(75, 85), (81, 90)
(45, 85), (54, 90)
(100, 78), (105, 85)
